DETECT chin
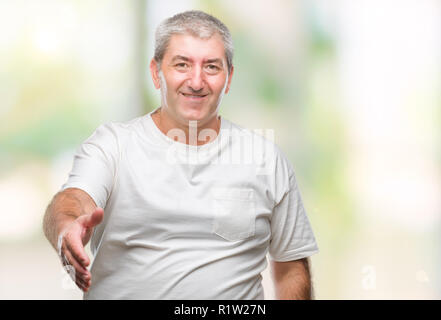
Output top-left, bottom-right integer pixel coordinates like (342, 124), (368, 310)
(178, 106), (209, 122)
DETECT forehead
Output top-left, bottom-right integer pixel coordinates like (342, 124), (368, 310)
(164, 33), (226, 62)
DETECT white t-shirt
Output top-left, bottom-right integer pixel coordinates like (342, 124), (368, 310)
(61, 108), (319, 299)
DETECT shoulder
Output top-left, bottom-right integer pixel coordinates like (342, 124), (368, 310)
(90, 115), (147, 143)
(225, 117), (294, 176)
(100, 114), (146, 134)
(225, 118), (275, 150)
(79, 115), (148, 159)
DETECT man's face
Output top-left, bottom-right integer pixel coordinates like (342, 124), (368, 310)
(150, 33), (233, 125)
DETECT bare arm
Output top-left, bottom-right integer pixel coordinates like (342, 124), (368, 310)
(42, 187), (103, 292)
(270, 258), (314, 300)
(43, 188), (96, 249)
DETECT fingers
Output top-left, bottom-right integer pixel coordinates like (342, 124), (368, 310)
(82, 207), (104, 228)
(57, 209), (103, 293)
(61, 245), (91, 292)
(59, 227), (92, 292)
(66, 229), (90, 267)
(61, 224), (90, 267)
(64, 240), (89, 273)
(75, 278), (90, 292)
(63, 251), (91, 292)
(76, 208), (104, 256)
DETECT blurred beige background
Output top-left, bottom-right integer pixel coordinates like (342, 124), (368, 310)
(1, 0), (440, 299)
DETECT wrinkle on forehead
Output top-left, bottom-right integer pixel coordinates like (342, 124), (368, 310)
(165, 33), (227, 65)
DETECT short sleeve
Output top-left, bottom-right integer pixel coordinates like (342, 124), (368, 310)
(269, 172), (319, 262)
(61, 123), (119, 209)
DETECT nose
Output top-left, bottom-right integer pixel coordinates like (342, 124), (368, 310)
(187, 66), (205, 92)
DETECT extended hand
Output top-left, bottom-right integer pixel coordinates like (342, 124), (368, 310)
(58, 207), (104, 292)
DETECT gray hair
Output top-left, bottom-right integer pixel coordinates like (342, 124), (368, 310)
(154, 10), (234, 73)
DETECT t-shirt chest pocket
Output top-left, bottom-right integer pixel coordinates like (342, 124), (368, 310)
(211, 187), (256, 241)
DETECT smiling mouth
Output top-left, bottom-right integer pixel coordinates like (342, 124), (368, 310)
(180, 93), (208, 99)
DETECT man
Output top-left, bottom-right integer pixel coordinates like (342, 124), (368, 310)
(43, 10), (319, 300)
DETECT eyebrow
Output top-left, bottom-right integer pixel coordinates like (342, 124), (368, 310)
(205, 58), (223, 65)
(170, 55), (224, 66)
(171, 55), (190, 63)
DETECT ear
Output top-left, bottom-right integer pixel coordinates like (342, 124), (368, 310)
(224, 66), (234, 94)
(150, 58), (161, 89)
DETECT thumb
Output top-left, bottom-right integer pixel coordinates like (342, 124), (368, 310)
(82, 207), (104, 228)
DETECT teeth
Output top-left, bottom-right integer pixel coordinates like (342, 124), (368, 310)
(183, 93), (205, 98)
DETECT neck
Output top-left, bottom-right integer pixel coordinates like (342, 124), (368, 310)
(151, 107), (221, 146)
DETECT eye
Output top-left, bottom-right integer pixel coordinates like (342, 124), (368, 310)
(205, 64), (220, 74)
(175, 63), (189, 71)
